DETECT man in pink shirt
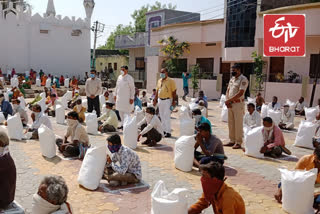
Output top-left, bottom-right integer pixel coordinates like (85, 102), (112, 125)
(260, 117), (291, 158)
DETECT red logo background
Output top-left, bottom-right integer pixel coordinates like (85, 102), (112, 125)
(264, 14), (305, 57)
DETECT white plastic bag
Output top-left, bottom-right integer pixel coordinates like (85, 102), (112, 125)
(36, 78), (41, 87)
(134, 106), (144, 125)
(305, 107), (318, 122)
(38, 124), (56, 158)
(174, 135), (196, 172)
(221, 104), (228, 122)
(18, 96), (26, 110)
(78, 145), (107, 190)
(151, 180), (188, 214)
(38, 97), (47, 114)
(123, 116), (138, 149)
(61, 95), (68, 110)
(45, 78), (51, 88)
(64, 78), (69, 88)
(40, 92), (46, 99)
(82, 99), (88, 110)
(86, 113), (98, 135)
(55, 104), (65, 124)
(244, 126), (264, 158)
(180, 118), (194, 137)
(219, 94), (226, 108)
(294, 120), (318, 149)
(11, 78), (19, 88)
(179, 105), (191, 120)
(0, 113), (5, 124)
(99, 95), (106, 110)
(267, 109), (281, 125)
(286, 99), (296, 111)
(4, 92), (9, 101)
(261, 104), (268, 118)
(280, 168), (317, 214)
(247, 97), (256, 105)
(64, 91), (73, 101)
(7, 114), (24, 140)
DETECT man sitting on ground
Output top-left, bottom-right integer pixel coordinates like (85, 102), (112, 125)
(137, 107), (163, 147)
(134, 88), (142, 110)
(192, 109), (212, 134)
(243, 103), (261, 128)
(32, 175), (72, 214)
(12, 99), (28, 127)
(195, 91), (208, 108)
(140, 91), (149, 107)
(68, 89), (80, 109)
(45, 94), (61, 117)
(98, 102), (118, 133)
(268, 96), (281, 111)
(275, 146), (320, 204)
(198, 100), (208, 118)
(188, 161), (245, 214)
(26, 104), (52, 139)
(56, 111), (90, 158)
(194, 123), (225, 168)
(0, 131), (16, 209)
(255, 92), (265, 112)
(295, 97), (306, 116)
(0, 93), (13, 119)
(150, 89), (157, 101)
(72, 99), (86, 123)
(260, 117), (290, 158)
(279, 104), (294, 130)
(104, 134), (142, 186)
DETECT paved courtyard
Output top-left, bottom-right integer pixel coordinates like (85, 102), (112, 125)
(4, 97), (314, 214)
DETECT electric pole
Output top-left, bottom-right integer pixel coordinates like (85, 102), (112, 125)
(309, 49), (320, 107)
(91, 20), (105, 69)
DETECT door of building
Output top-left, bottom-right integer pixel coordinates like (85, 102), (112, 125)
(239, 63), (254, 97)
(269, 57), (284, 82)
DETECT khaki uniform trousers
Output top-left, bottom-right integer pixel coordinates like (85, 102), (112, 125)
(228, 102), (245, 145)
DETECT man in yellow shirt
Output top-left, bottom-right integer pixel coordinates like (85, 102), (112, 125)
(153, 68), (177, 138)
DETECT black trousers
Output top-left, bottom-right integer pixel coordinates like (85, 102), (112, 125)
(56, 139), (80, 157)
(87, 96), (100, 117)
(141, 124), (162, 143)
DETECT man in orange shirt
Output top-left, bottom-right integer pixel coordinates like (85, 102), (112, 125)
(188, 161), (245, 214)
(275, 146), (320, 203)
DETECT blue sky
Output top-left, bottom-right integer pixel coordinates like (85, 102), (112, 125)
(29, 0), (224, 47)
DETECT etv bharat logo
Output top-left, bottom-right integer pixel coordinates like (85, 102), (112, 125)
(264, 14), (305, 57)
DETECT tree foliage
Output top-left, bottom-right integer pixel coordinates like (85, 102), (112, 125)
(251, 51), (266, 93)
(131, 1), (176, 32)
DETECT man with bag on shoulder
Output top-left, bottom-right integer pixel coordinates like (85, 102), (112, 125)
(224, 64), (248, 149)
(56, 111), (90, 158)
(114, 66), (135, 129)
(153, 68), (177, 138)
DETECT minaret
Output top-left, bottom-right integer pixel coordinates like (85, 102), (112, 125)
(46, 0), (56, 17)
(83, 0), (95, 19)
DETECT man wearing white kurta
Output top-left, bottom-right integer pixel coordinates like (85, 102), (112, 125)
(114, 66), (135, 128)
(243, 103), (261, 128)
(153, 68), (177, 138)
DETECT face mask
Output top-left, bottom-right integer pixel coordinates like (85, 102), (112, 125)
(90, 74), (95, 78)
(32, 193), (60, 214)
(284, 107), (289, 113)
(67, 119), (78, 127)
(13, 104), (19, 109)
(120, 70), (125, 75)
(33, 112), (40, 118)
(0, 146), (9, 157)
(201, 176), (224, 202)
(231, 71), (237, 77)
(160, 73), (166, 79)
(194, 115), (202, 123)
(264, 125), (273, 131)
(146, 113), (153, 122)
(108, 144), (121, 153)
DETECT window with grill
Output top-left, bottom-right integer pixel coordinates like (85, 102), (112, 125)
(114, 63), (117, 71)
(168, 59), (188, 78)
(225, 0), (257, 47)
(135, 58), (145, 70)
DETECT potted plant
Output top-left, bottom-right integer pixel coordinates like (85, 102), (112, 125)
(287, 70), (300, 83)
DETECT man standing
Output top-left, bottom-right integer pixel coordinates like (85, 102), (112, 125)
(153, 68), (177, 138)
(224, 64), (248, 149)
(85, 70), (102, 117)
(114, 66), (135, 128)
(182, 71), (191, 101)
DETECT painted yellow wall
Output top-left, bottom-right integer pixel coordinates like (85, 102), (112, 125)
(95, 55), (129, 80)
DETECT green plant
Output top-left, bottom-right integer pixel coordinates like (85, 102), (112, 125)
(191, 64), (200, 97)
(159, 36), (190, 75)
(251, 51), (266, 92)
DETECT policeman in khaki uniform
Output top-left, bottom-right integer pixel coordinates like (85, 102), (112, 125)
(153, 68), (177, 138)
(224, 64), (249, 149)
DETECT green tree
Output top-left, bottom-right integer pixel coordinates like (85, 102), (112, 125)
(131, 1), (176, 32)
(251, 51), (266, 94)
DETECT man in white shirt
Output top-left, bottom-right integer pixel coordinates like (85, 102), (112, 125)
(268, 96), (281, 111)
(12, 99), (28, 127)
(137, 107), (163, 147)
(279, 104), (294, 130)
(98, 102), (118, 133)
(295, 97), (306, 116)
(26, 104), (52, 139)
(140, 91), (149, 107)
(56, 111), (89, 158)
(114, 66), (135, 128)
(85, 70), (102, 117)
(243, 103), (261, 128)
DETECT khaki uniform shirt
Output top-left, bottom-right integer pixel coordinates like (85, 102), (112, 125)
(227, 74), (248, 100)
(156, 77), (177, 99)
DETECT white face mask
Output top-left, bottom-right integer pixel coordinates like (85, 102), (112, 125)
(120, 70), (125, 75)
(13, 104), (19, 110)
(264, 125), (273, 131)
(0, 146), (9, 157)
(67, 119), (78, 128)
(194, 115), (202, 123)
(33, 112), (40, 119)
(146, 113), (153, 123)
(32, 193), (60, 214)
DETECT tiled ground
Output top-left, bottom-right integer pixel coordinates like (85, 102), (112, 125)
(4, 96), (314, 214)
